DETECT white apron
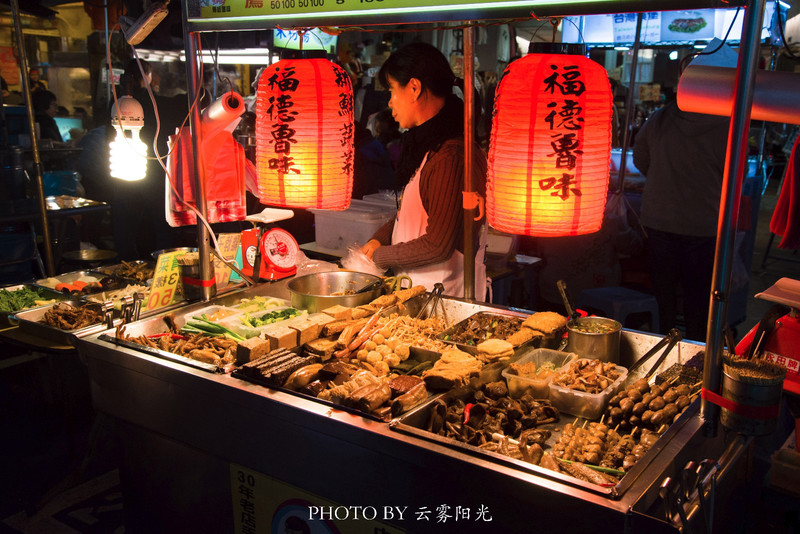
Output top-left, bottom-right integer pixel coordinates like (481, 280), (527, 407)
(391, 153), (489, 300)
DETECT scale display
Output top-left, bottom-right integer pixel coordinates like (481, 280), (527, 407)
(261, 228), (300, 272)
(240, 227), (299, 281)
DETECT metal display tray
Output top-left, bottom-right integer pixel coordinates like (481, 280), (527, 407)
(12, 300), (121, 346)
(98, 333), (220, 373)
(437, 310), (533, 354)
(0, 283), (67, 325)
(34, 270), (127, 297)
(390, 377), (700, 499)
(91, 261), (155, 285)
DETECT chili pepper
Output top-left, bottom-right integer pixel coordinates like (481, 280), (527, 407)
(148, 333), (188, 340)
(463, 403), (475, 425)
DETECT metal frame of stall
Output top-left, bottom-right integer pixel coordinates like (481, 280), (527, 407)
(179, 0), (764, 437)
(79, 283), (750, 533)
(75, 0), (774, 532)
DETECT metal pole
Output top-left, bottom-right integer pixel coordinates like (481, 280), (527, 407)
(755, 47), (777, 192)
(702, 0), (765, 437)
(104, 1), (110, 107)
(11, 0), (55, 276)
(462, 24), (476, 300)
(616, 13), (643, 194)
(181, 11), (213, 300)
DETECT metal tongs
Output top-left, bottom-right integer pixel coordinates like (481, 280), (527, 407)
(557, 279), (580, 322)
(416, 283), (447, 322)
(628, 328), (682, 381)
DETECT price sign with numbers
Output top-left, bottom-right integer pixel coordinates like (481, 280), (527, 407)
(213, 233), (242, 288)
(147, 252), (183, 311)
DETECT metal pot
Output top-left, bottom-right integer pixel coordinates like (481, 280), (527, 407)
(288, 271), (385, 313)
(565, 316), (622, 363)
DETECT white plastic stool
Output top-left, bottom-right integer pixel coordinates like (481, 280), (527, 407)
(577, 286), (659, 332)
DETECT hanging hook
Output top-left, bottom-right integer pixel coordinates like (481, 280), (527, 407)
(550, 18), (561, 43)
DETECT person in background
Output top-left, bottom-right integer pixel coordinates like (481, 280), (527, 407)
(352, 121), (394, 199)
(29, 68), (47, 92)
(633, 42), (736, 343)
(633, 93), (729, 342)
(360, 41), (488, 299)
(32, 89), (62, 142)
(373, 107), (402, 170)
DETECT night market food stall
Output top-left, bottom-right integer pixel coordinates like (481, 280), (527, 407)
(8, 0), (799, 531)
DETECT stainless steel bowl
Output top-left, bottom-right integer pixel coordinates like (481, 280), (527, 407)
(288, 271), (384, 313)
(565, 316), (622, 363)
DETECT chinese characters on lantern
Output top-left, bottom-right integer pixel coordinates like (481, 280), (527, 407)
(256, 58), (354, 209)
(540, 64), (586, 201)
(265, 65), (300, 176)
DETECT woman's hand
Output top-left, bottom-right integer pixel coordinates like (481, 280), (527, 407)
(361, 239), (382, 259)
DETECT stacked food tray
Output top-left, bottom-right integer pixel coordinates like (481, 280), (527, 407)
(0, 284), (66, 326)
(390, 342), (702, 495)
(101, 296), (302, 373)
(8, 264), (158, 345)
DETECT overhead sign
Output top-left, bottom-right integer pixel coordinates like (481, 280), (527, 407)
(186, 0), (745, 30)
(564, 0), (778, 46)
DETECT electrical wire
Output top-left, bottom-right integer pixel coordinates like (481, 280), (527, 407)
(679, 7), (741, 75)
(776, 4), (800, 60)
(106, 26), (247, 282)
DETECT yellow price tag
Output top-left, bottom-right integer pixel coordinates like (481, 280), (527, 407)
(146, 251), (183, 311)
(213, 233), (241, 289)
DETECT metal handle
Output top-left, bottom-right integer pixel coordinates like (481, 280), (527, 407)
(659, 477), (676, 522)
(695, 459), (720, 534)
(659, 476), (693, 534)
(132, 292), (144, 322)
(101, 301), (115, 329)
(556, 279), (576, 319)
(122, 295), (134, 323)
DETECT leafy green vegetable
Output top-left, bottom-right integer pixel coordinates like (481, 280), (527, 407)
(242, 307), (304, 328)
(180, 314), (246, 342)
(0, 286), (57, 313)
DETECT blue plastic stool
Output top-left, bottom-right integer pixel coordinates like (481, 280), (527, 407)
(577, 286), (659, 332)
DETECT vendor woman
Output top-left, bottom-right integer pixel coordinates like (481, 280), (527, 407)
(361, 42), (488, 300)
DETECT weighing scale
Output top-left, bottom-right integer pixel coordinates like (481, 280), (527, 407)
(239, 208), (300, 281)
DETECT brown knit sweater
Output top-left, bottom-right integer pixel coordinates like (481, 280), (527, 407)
(371, 139), (487, 270)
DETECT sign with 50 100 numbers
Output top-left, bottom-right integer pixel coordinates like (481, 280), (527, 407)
(189, 0), (742, 28)
(192, 0), (549, 25)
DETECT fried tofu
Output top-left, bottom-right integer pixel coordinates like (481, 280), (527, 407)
(522, 311), (568, 335)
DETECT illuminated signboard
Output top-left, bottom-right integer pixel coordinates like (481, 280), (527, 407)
(562, 1), (779, 45)
(186, 0), (745, 31)
(272, 27), (338, 51)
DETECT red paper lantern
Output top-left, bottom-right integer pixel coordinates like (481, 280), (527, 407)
(256, 58), (354, 210)
(487, 52), (612, 237)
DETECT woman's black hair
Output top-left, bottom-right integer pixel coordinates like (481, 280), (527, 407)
(377, 41), (455, 98)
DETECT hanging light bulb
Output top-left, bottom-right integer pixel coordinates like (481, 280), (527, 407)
(109, 95), (147, 181)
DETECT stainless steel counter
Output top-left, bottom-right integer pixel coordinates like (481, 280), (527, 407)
(78, 283), (752, 533)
